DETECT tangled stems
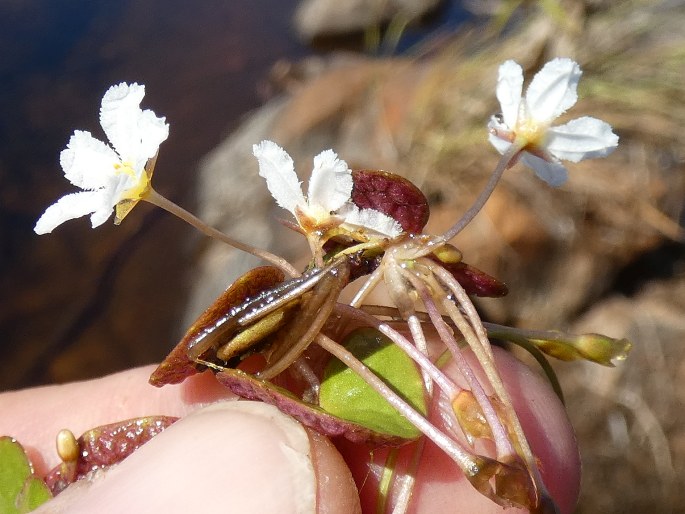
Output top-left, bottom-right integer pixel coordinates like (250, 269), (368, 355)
(426, 259), (556, 507)
(407, 271), (516, 460)
(314, 332), (514, 503)
(143, 131), (563, 511)
(331, 303), (537, 509)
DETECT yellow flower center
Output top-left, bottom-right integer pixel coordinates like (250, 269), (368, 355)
(113, 161), (152, 224)
(113, 162), (150, 201)
(515, 118), (547, 149)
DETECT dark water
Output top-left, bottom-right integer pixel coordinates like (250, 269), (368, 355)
(0, 0), (471, 388)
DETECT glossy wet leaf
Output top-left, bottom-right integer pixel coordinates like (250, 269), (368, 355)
(45, 416), (177, 495)
(351, 170), (430, 234)
(150, 266), (285, 386)
(0, 437), (51, 513)
(319, 327), (427, 439)
(216, 369), (406, 446)
(258, 257), (350, 380)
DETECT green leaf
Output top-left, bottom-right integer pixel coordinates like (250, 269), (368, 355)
(17, 478), (51, 514)
(319, 328), (427, 439)
(0, 436), (51, 513)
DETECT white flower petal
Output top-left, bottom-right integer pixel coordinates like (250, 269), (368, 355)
(520, 153), (569, 187)
(340, 205), (403, 238)
(100, 83), (145, 158)
(525, 58), (581, 123)
(133, 108), (170, 170)
(90, 203), (116, 228)
(100, 83), (168, 166)
(546, 116), (619, 162)
(60, 130), (120, 190)
(307, 149), (353, 213)
(253, 141), (305, 214)
(487, 116), (514, 155)
(495, 60), (523, 128)
(34, 191), (106, 234)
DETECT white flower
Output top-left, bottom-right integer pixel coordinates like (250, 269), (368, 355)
(252, 140), (402, 238)
(34, 83), (169, 234)
(488, 58), (618, 187)
(338, 204), (403, 238)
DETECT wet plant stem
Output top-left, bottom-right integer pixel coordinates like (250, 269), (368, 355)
(145, 188), (298, 277)
(350, 264), (384, 308)
(407, 314), (433, 394)
(429, 263), (554, 505)
(409, 275), (516, 460)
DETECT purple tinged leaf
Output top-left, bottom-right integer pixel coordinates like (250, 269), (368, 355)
(351, 170), (430, 234)
(436, 259), (508, 297)
(44, 416), (178, 495)
(215, 369), (407, 446)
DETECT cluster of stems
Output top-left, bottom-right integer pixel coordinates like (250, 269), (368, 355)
(143, 142), (560, 513)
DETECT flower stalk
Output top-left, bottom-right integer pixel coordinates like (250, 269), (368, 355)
(36, 56), (626, 513)
(144, 188), (298, 277)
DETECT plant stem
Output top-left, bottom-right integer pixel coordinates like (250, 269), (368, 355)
(333, 304), (459, 398)
(315, 332), (478, 471)
(429, 262), (554, 506)
(408, 274), (516, 461)
(442, 144), (522, 241)
(145, 188), (298, 277)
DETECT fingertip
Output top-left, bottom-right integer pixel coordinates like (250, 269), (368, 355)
(36, 401), (360, 514)
(0, 365), (236, 473)
(309, 430), (362, 514)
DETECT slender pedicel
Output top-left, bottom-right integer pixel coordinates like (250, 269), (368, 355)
(429, 262), (554, 507)
(406, 314), (433, 392)
(406, 271), (517, 461)
(315, 332), (478, 469)
(145, 188), (298, 277)
(350, 263), (385, 308)
(442, 143), (522, 241)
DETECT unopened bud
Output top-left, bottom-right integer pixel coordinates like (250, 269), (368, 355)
(531, 332), (632, 367)
(56, 429), (79, 463)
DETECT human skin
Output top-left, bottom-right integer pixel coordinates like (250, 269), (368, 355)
(0, 348), (579, 513)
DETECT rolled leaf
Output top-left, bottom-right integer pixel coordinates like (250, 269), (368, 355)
(150, 266), (285, 386)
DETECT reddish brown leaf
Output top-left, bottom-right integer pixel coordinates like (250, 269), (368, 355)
(351, 169), (429, 234)
(216, 369), (407, 446)
(44, 416), (177, 495)
(149, 266), (286, 386)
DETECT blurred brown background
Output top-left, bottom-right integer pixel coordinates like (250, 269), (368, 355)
(1, 1), (683, 512)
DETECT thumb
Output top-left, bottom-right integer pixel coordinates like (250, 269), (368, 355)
(36, 401), (360, 514)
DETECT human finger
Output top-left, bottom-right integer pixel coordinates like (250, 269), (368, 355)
(33, 401), (360, 514)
